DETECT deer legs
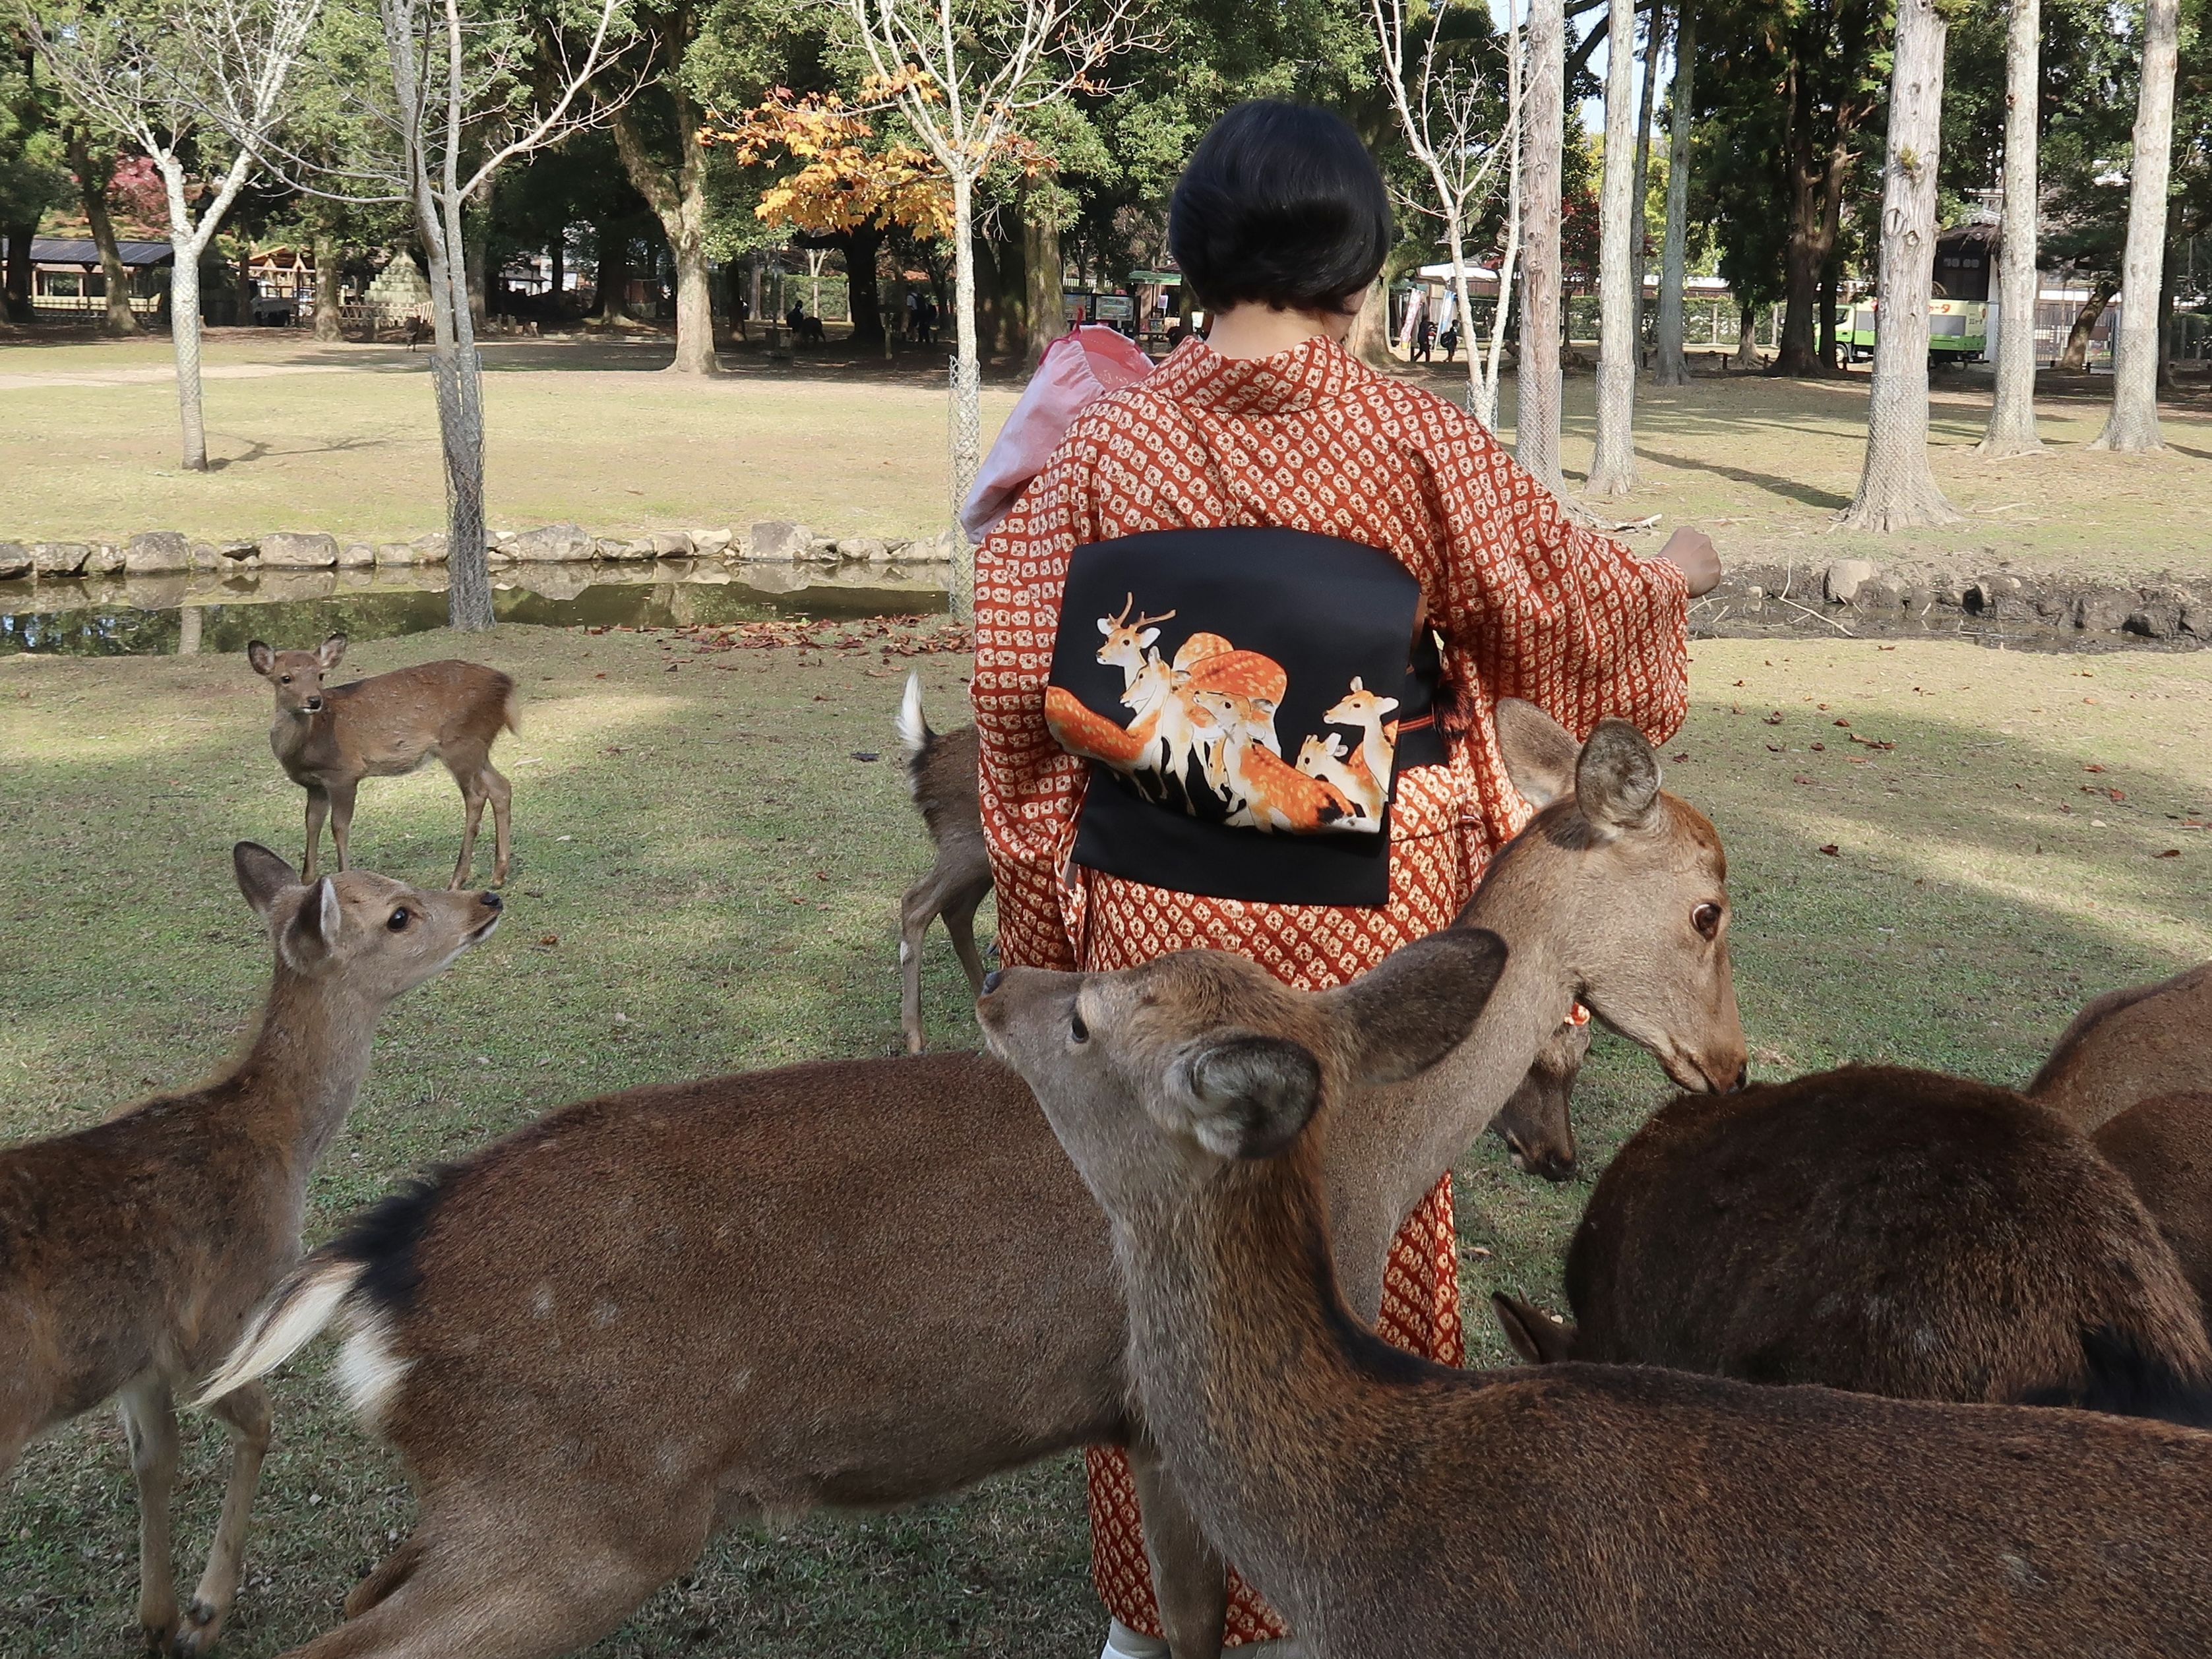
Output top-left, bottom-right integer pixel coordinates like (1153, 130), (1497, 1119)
(174, 1381), (274, 1657)
(301, 787), (330, 883)
(1128, 1432), (1231, 1659)
(117, 1373), (274, 1658)
(118, 1374), (181, 1654)
(445, 755), (512, 890)
(898, 859), (993, 1054)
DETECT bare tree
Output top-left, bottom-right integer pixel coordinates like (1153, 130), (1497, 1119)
(1979, 0), (2042, 455)
(1629, 1), (1666, 340)
(2091, 0), (2178, 453)
(1586, 0), (1639, 494)
(1837, 0), (1958, 531)
(28, 0), (322, 471)
(1653, 0), (1695, 386)
(1517, 0), (1565, 491)
(1369, 0), (1520, 429)
(832, 0), (1153, 622)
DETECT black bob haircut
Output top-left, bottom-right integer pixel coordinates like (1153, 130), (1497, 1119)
(1168, 102), (1394, 315)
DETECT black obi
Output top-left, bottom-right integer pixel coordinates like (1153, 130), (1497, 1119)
(1044, 527), (1446, 907)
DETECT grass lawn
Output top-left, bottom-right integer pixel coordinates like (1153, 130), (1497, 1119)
(4, 328), (2211, 582)
(2, 624), (2207, 1655)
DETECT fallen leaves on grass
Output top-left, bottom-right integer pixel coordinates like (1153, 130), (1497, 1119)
(2156, 849), (2182, 859)
(666, 617), (973, 657)
(1818, 844), (1841, 856)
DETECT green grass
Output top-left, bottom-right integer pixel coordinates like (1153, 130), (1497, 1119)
(5, 328), (2212, 580)
(2, 626), (2209, 1654)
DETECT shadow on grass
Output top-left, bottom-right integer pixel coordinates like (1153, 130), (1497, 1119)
(1642, 445), (1855, 511)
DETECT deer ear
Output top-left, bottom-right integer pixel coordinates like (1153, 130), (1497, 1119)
(1494, 698), (1579, 808)
(1320, 927), (1508, 1087)
(1576, 719), (1662, 833)
(318, 632), (349, 670)
(247, 642), (274, 677)
(282, 878), (342, 970)
(1097, 617), (1112, 636)
(233, 841), (299, 918)
(1168, 1034), (1323, 1161)
(1492, 1292), (1577, 1364)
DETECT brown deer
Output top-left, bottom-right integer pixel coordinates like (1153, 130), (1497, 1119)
(0, 845), (501, 1657)
(982, 940), (2212, 1659)
(194, 701), (1742, 1659)
(1486, 1066), (2212, 1416)
(2027, 960), (2211, 1130)
(896, 676), (991, 1054)
(2096, 1092), (2212, 1317)
(248, 634), (520, 889)
(1488, 1010), (1590, 1182)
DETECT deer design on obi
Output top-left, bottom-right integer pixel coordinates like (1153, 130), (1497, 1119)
(1044, 595), (1392, 837)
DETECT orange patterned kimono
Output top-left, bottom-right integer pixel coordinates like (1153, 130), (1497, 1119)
(971, 335), (1689, 1644)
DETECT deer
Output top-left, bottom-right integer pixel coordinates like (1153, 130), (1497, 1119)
(1484, 1066), (2212, 1418)
(248, 634), (521, 889)
(0, 844), (501, 1658)
(2027, 960), (2211, 1130)
(981, 936), (2212, 1659)
(1094, 593), (1177, 690)
(2094, 1092), (2212, 1319)
(1295, 733), (1384, 825)
(895, 676), (992, 1054)
(1487, 1008), (1591, 1182)
(1320, 677), (1399, 816)
(192, 700), (1743, 1659)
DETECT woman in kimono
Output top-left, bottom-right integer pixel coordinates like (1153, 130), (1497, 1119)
(972, 101), (1719, 1658)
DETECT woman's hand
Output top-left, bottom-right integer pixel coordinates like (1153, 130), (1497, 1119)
(1657, 527), (1722, 597)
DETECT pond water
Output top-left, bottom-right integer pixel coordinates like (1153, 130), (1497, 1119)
(0, 561), (949, 657)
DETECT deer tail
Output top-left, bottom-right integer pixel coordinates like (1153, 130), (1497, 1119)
(897, 673), (935, 764)
(501, 683), (524, 737)
(191, 1253), (366, 1408)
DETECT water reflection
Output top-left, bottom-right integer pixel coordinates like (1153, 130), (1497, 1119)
(0, 566), (948, 657)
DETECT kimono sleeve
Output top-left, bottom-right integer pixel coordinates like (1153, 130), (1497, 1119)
(1427, 422), (1690, 746)
(969, 440), (1100, 971)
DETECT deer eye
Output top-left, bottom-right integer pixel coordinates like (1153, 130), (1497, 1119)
(1692, 903), (1722, 940)
(280, 675), (292, 683)
(387, 907), (412, 931)
(1070, 1008), (1090, 1044)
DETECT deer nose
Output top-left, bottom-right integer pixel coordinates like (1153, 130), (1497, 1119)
(479, 891), (501, 911)
(982, 969), (1004, 995)
(304, 696), (323, 711)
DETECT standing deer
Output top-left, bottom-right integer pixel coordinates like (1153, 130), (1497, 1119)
(896, 677), (991, 1054)
(983, 939), (2212, 1659)
(1487, 1066), (2212, 1417)
(195, 702), (1740, 1659)
(248, 634), (520, 888)
(0, 845), (500, 1656)
(1320, 677), (1399, 816)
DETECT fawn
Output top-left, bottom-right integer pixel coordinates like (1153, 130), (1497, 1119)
(985, 939), (2212, 1659)
(0, 844), (499, 1656)
(249, 634), (520, 888)
(194, 700), (1740, 1659)
(1489, 1065), (2212, 1417)
(895, 676), (992, 1054)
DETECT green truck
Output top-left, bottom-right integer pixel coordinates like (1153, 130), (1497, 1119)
(1834, 298), (1990, 363)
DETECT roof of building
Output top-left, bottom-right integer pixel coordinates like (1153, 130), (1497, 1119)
(30, 237), (174, 267)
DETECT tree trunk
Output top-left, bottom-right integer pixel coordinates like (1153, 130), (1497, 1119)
(1734, 302), (1760, 368)
(464, 179), (491, 332)
(844, 221), (886, 346)
(1519, 0), (1568, 491)
(596, 226), (632, 321)
(548, 229), (564, 315)
(1022, 186), (1064, 363)
(69, 129), (140, 336)
(3, 223), (34, 324)
(1777, 92), (1857, 377)
(1820, 258), (1840, 369)
(1839, 0), (1959, 531)
(609, 79), (722, 375)
(1979, 0), (2043, 454)
(2059, 278), (2114, 369)
(1588, 0), (1641, 494)
(949, 169), (981, 623)
(2091, 0), (2178, 452)
(1477, 2), (1525, 431)
(1346, 274), (1397, 369)
(423, 198), (493, 630)
(1630, 1), (1667, 351)
(312, 230), (344, 341)
(237, 246), (257, 326)
(1654, 3), (1696, 385)
(168, 252), (210, 471)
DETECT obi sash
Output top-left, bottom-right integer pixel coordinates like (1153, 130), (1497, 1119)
(1044, 527), (1445, 907)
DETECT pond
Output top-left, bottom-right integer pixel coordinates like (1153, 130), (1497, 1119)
(0, 560), (950, 657)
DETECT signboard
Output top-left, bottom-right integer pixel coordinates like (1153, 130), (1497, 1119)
(1092, 293), (1136, 322)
